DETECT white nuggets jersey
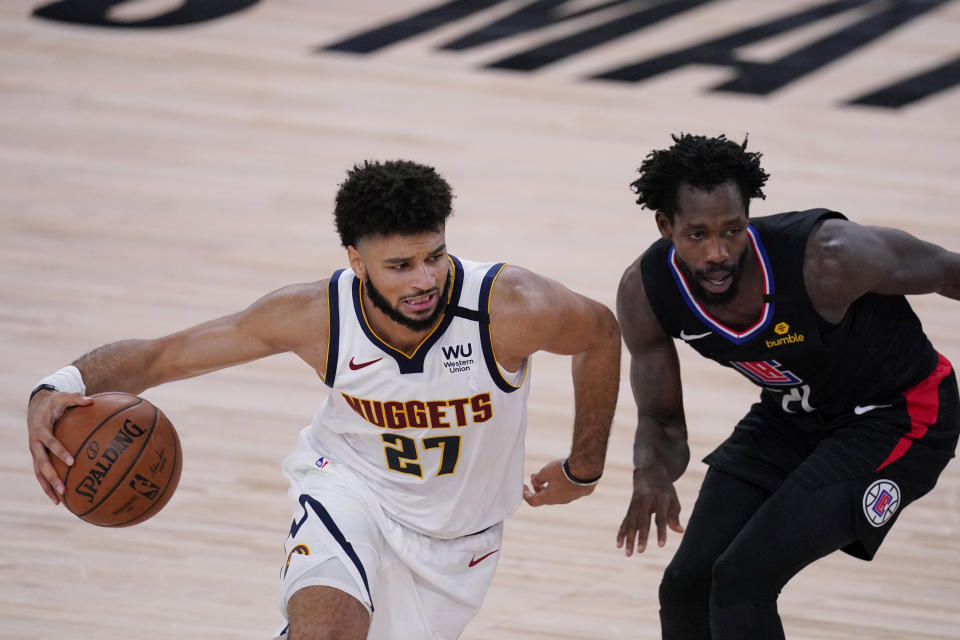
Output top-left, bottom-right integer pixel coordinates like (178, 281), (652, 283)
(309, 256), (531, 539)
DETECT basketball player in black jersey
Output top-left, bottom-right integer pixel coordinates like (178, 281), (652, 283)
(615, 133), (960, 639)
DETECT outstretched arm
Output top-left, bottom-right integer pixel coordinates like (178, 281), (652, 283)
(615, 259), (689, 556)
(806, 218), (960, 322)
(27, 282), (330, 503)
(488, 266), (621, 507)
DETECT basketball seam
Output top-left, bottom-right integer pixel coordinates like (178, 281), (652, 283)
(60, 392), (143, 493)
(109, 405), (180, 527)
(74, 399), (157, 519)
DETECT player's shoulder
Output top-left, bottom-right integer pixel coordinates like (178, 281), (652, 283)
(488, 264), (549, 310)
(618, 255), (645, 299)
(487, 263), (601, 322)
(619, 235), (671, 301)
(804, 214), (877, 273)
(751, 208), (847, 235)
(266, 279), (329, 301)
(248, 280), (331, 320)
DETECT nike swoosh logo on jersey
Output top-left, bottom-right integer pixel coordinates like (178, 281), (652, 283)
(853, 403), (893, 415)
(349, 357), (383, 370)
(680, 330), (712, 341)
(468, 549), (499, 567)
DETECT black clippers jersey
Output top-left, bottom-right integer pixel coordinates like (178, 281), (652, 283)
(641, 209), (939, 421)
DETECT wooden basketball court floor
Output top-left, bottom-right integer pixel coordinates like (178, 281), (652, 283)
(2, 1), (959, 638)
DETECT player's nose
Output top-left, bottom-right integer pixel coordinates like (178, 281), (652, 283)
(704, 236), (729, 263)
(409, 262), (433, 289)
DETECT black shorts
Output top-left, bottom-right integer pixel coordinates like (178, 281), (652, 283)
(705, 354), (959, 560)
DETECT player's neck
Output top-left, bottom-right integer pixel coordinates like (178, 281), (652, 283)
(361, 294), (441, 355)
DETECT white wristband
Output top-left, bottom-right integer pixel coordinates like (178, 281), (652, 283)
(33, 365), (86, 396)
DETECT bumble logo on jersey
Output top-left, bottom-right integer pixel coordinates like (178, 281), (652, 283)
(340, 392), (493, 429)
(766, 322), (805, 348)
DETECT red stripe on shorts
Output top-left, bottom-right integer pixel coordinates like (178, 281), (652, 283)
(877, 353), (952, 471)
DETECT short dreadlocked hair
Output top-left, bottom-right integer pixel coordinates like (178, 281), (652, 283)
(334, 159), (454, 247)
(630, 133), (769, 221)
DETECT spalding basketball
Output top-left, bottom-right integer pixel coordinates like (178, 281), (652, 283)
(51, 392), (182, 527)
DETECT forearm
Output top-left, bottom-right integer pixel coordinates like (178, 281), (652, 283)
(565, 322), (621, 479)
(633, 415), (689, 482)
(938, 251), (960, 300)
(71, 338), (172, 395)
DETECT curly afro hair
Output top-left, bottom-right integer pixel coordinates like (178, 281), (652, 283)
(334, 160), (454, 247)
(630, 133), (769, 221)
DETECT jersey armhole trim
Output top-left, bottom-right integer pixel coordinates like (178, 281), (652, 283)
(479, 263), (526, 393)
(322, 269), (344, 388)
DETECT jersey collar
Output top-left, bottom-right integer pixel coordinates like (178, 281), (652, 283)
(352, 255), (465, 372)
(668, 225), (775, 345)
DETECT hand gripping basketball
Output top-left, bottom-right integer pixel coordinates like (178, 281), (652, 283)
(47, 392), (183, 526)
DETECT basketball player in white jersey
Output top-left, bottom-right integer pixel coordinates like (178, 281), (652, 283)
(27, 160), (621, 640)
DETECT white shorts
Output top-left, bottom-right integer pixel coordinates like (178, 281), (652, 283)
(274, 428), (503, 640)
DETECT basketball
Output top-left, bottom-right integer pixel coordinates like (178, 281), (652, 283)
(51, 392), (182, 527)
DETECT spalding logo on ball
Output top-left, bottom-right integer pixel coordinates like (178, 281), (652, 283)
(862, 479), (900, 528)
(52, 392), (182, 527)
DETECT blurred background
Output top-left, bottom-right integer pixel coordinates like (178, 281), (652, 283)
(2, 1), (959, 638)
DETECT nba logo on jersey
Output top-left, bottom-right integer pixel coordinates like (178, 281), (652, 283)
(862, 479), (900, 527)
(315, 457), (330, 470)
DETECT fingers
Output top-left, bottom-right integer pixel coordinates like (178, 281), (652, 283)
(523, 487), (543, 507)
(668, 500), (685, 534)
(27, 391), (90, 505)
(617, 491), (687, 557)
(522, 463), (556, 507)
(43, 432), (74, 466)
(529, 469), (548, 493)
(655, 508), (668, 547)
(30, 440), (62, 504)
(617, 497), (652, 557)
(522, 483), (537, 506)
(634, 510), (651, 554)
(522, 464), (593, 507)
(522, 474), (554, 507)
(616, 522), (636, 556)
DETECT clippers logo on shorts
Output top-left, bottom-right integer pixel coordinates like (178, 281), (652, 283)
(730, 360), (803, 386)
(862, 479), (901, 527)
(283, 544), (310, 578)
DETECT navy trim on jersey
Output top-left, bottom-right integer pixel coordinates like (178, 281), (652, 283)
(290, 493), (374, 612)
(351, 256), (466, 374)
(323, 270), (345, 388)
(451, 306), (489, 323)
(668, 225), (776, 345)
(478, 263), (523, 394)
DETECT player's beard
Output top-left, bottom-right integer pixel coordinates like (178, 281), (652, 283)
(364, 269), (451, 332)
(676, 247), (749, 306)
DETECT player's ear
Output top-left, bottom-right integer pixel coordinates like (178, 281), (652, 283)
(655, 212), (673, 240)
(347, 245), (365, 279)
